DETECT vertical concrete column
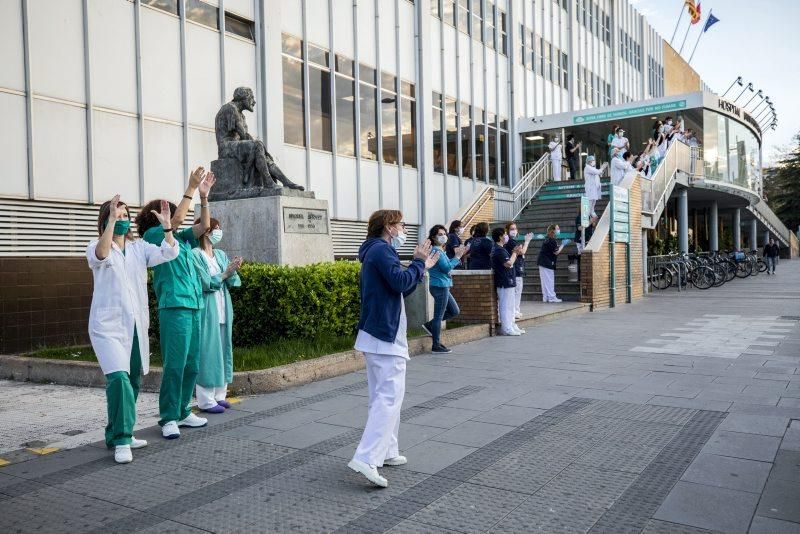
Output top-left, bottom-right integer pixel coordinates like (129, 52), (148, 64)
(749, 219), (757, 251)
(733, 208), (741, 251)
(763, 231), (770, 247)
(709, 201), (719, 252)
(678, 189), (689, 254)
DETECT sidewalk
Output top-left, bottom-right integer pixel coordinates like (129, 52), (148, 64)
(1, 262), (798, 533)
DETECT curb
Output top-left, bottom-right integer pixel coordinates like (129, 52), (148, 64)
(0, 304), (588, 396)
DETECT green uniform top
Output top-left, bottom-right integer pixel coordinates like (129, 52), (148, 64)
(144, 227), (202, 310)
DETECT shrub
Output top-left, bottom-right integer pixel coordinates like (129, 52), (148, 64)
(149, 261), (361, 348)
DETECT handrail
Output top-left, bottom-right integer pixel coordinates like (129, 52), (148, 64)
(511, 153), (551, 220)
(448, 185), (495, 231)
(641, 141), (690, 222)
(513, 153), (550, 194)
(749, 203), (792, 248)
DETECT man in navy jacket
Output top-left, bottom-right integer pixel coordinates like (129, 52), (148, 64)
(349, 210), (438, 488)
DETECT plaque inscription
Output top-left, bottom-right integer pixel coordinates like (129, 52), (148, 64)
(283, 207), (329, 234)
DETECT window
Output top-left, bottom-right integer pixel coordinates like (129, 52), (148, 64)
(281, 34), (305, 147)
(539, 37), (545, 75)
(443, 0), (456, 26)
(359, 63), (378, 160)
(431, 0), (441, 18)
(498, 10), (507, 54)
(224, 12), (254, 40)
(487, 112), (497, 184)
(307, 44), (332, 152)
(400, 82), (417, 168)
(529, 31), (536, 71)
(518, 24), (525, 65)
(142, 0), (178, 16)
(471, 0), (483, 41)
(335, 55), (356, 156)
(499, 117), (508, 186)
(381, 71), (398, 165)
(484, 3), (496, 49)
(186, 0), (218, 29)
(457, 0), (469, 34)
(561, 51), (568, 88)
(445, 97), (459, 175)
(460, 102), (472, 179)
(432, 92), (444, 173)
(474, 108), (485, 181)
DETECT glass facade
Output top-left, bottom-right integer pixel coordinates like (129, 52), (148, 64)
(702, 110), (761, 193)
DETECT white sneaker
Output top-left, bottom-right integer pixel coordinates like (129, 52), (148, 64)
(130, 437), (148, 449)
(513, 326), (526, 334)
(348, 459), (388, 487)
(499, 330), (522, 336)
(114, 445), (132, 464)
(548, 298), (563, 303)
(162, 421), (180, 439)
(178, 413), (208, 428)
(515, 312), (522, 319)
(384, 456), (408, 466)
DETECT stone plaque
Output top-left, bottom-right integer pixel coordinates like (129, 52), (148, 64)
(283, 207), (329, 234)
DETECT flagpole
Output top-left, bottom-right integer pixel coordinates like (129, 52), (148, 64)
(670, 5), (686, 45)
(678, 18), (693, 54)
(688, 10), (711, 64)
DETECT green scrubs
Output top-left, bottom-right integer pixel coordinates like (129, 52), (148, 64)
(105, 328), (142, 448)
(144, 226), (203, 426)
(192, 248), (241, 388)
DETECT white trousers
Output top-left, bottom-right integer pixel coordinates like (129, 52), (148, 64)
(497, 287), (516, 334)
(589, 198), (597, 217)
(539, 266), (557, 301)
(552, 161), (562, 181)
(196, 384), (228, 409)
(353, 353), (407, 466)
(514, 276), (524, 315)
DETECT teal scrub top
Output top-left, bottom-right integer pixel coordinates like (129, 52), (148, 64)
(144, 227), (202, 310)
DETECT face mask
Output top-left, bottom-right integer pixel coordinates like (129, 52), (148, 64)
(590, 161), (596, 167)
(436, 235), (447, 245)
(391, 230), (407, 250)
(502, 235), (509, 244)
(509, 230), (518, 238)
(553, 138), (559, 143)
(666, 121), (673, 126)
(208, 229), (223, 245)
(113, 220), (130, 236)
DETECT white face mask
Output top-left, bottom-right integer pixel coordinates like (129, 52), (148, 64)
(553, 137), (559, 143)
(618, 131), (625, 137)
(502, 234), (509, 244)
(436, 235), (448, 245)
(509, 229), (518, 238)
(208, 229), (223, 245)
(391, 229), (407, 250)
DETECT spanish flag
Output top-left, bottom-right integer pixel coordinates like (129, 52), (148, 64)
(685, 0), (702, 24)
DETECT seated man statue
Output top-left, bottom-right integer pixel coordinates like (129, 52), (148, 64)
(215, 87), (304, 191)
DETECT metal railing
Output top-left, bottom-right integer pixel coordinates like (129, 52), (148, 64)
(641, 141), (691, 220)
(512, 153), (551, 220)
(449, 185), (495, 231)
(646, 253), (686, 292)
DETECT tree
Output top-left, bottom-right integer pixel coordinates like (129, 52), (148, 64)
(763, 132), (800, 233)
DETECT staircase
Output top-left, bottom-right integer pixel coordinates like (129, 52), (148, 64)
(516, 179), (611, 302)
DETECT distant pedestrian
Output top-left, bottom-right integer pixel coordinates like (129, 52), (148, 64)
(423, 225), (466, 353)
(348, 210), (439, 488)
(87, 195), (178, 464)
(538, 224), (568, 303)
(492, 227), (524, 336)
(763, 238), (779, 274)
(505, 221), (533, 319)
(565, 134), (582, 180)
(467, 222), (492, 270)
(191, 217), (243, 414)
(548, 136), (563, 181)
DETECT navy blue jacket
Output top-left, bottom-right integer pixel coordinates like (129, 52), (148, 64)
(505, 237), (525, 277)
(537, 237), (558, 270)
(357, 237), (425, 343)
(445, 232), (461, 259)
(492, 243), (517, 288)
(468, 237), (493, 270)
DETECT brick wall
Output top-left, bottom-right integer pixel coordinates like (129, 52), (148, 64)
(580, 176), (644, 309)
(450, 270), (498, 335)
(0, 257), (92, 353)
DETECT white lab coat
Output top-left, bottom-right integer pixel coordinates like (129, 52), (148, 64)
(549, 142), (562, 181)
(583, 164), (603, 201)
(610, 157), (632, 186)
(610, 136), (628, 158)
(86, 238), (179, 375)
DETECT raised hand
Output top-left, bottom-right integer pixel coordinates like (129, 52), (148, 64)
(198, 171), (216, 197)
(424, 249), (440, 270)
(107, 194), (121, 225)
(413, 240), (432, 261)
(189, 166), (206, 189)
(524, 232), (534, 243)
(151, 199), (172, 229)
(225, 256), (243, 276)
(454, 245), (467, 259)
(514, 244), (524, 254)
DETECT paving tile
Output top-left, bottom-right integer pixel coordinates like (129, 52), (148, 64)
(654, 481), (759, 534)
(648, 396), (732, 412)
(469, 405), (545, 426)
(782, 421), (800, 452)
(772, 450), (800, 483)
(716, 413), (790, 437)
(248, 408), (334, 430)
(702, 431), (781, 462)
(261, 422), (353, 449)
(680, 453), (771, 493)
(756, 478), (800, 523)
(405, 407), (482, 429)
(504, 388), (581, 409)
(430, 421), (514, 448)
(748, 515), (800, 534)
(395, 440), (477, 475)
(641, 519), (721, 533)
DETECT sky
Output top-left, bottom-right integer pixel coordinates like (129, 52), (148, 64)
(631, 0), (799, 166)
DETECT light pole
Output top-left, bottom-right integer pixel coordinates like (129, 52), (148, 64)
(721, 76), (743, 98)
(744, 89), (762, 109)
(755, 104), (772, 122)
(734, 82), (754, 103)
(751, 96), (770, 116)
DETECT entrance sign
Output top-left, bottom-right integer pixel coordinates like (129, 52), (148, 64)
(580, 195), (591, 227)
(573, 100), (687, 125)
(608, 183), (633, 306)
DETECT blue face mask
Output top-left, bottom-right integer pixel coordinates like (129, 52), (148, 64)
(208, 229), (223, 245)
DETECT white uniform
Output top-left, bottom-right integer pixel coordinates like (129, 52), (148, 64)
(353, 300), (408, 466)
(610, 136), (628, 158)
(583, 164), (603, 216)
(610, 157), (633, 186)
(87, 238), (179, 375)
(548, 141), (563, 181)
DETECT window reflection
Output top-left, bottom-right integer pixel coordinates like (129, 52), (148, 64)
(381, 72), (398, 165)
(359, 64), (378, 161)
(282, 34), (305, 147)
(432, 92), (444, 173)
(225, 12), (254, 41)
(186, 0), (218, 29)
(308, 66), (332, 151)
(446, 98), (459, 176)
(460, 102), (472, 179)
(702, 110), (761, 192)
(335, 74), (356, 157)
(142, 0), (178, 16)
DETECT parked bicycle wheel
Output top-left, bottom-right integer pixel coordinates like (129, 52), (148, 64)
(724, 260), (737, 282)
(735, 261), (751, 278)
(711, 263), (727, 287)
(652, 266), (673, 290)
(757, 259), (767, 273)
(691, 266), (715, 290)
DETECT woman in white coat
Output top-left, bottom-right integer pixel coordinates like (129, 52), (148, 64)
(87, 195), (178, 464)
(548, 137), (563, 181)
(583, 155), (607, 217)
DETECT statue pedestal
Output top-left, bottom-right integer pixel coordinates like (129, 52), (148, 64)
(206, 189), (334, 266)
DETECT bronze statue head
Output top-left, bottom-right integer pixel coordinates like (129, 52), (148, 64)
(233, 87), (256, 112)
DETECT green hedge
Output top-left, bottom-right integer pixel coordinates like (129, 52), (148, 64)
(149, 261), (361, 347)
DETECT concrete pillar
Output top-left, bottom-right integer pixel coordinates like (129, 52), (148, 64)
(733, 208), (741, 251)
(763, 231), (770, 247)
(709, 201), (719, 252)
(678, 189), (689, 254)
(749, 219), (758, 251)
